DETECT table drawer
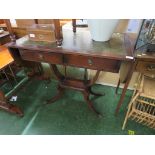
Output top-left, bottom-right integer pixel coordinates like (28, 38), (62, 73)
(20, 49), (63, 64)
(43, 52), (63, 65)
(20, 49), (42, 62)
(64, 54), (120, 73)
(136, 61), (155, 75)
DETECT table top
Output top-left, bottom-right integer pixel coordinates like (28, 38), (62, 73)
(7, 29), (136, 61)
(0, 46), (14, 69)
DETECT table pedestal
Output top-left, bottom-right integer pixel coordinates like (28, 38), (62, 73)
(47, 64), (104, 115)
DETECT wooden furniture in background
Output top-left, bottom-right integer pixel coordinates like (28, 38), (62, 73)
(1, 19), (72, 40)
(0, 19), (75, 116)
(0, 19), (4, 24)
(7, 28), (136, 116)
(0, 31), (11, 45)
(27, 24), (56, 42)
(0, 46), (14, 69)
(4, 19), (16, 42)
(0, 46), (23, 116)
(16, 19), (35, 28)
(122, 39), (155, 129)
(4, 19), (63, 45)
(72, 19), (76, 32)
(15, 19), (71, 27)
(122, 74), (155, 130)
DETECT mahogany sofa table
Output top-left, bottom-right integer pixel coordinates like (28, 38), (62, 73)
(0, 31), (10, 45)
(7, 29), (135, 116)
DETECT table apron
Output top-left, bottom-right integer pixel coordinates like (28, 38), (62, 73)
(19, 49), (121, 72)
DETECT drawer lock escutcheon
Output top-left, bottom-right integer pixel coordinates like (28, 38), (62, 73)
(38, 54), (44, 60)
(39, 34), (44, 40)
(147, 64), (155, 71)
(88, 59), (93, 65)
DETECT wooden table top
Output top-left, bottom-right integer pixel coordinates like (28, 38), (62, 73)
(7, 29), (136, 61)
(0, 46), (14, 69)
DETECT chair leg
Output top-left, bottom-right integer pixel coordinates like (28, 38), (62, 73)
(122, 93), (140, 130)
(8, 64), (18, 84)
(122, 102), (133, 130)
(122, 112), (129, 130)
(72, 19), (76, 33)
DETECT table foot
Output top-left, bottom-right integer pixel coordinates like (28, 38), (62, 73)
(82, 90), (100, 115)
(46, 85), (64, 104)
(88, 87), (105, 96)
(0, 90), (23, 116)
(0, 102), (23, 116)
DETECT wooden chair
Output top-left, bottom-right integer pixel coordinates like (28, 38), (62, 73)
(0, 46), (23, 116)
(0, 19), (77, 116)
(0, 46), (17, 85)
(122, 73), (155, 130)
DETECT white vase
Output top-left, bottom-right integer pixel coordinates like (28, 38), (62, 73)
(87, 19), (119, 42)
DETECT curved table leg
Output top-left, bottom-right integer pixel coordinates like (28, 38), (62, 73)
(46, 85), (64, 104)
(88, 87), (105, 96)
(82, 90), (100, 115)
(0, 103), (23, 116)
(87, 70), (105, 97)
(48, 65), (104, 115)
(46, 64), (65, 104)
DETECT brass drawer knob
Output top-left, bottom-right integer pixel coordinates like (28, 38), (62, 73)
(88, 59), (93, 65)
(147, 64), (155, 71)
(39, 34), (44, 39)
(38, 54), (44, 59)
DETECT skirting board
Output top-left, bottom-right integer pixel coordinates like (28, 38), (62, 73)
(95, 81), (134, 90)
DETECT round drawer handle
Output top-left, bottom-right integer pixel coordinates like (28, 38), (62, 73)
(147, 64), (155, 71)
(88, 59), (93, 65)
(38, 54), (43, 59)
(39, 34), (44, 39)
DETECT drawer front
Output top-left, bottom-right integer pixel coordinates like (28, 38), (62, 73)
(63, 54), (120, 73)
(43, 52), (63, 65)
(20, 49), (42, 62)
(19, 49), (63, 64)
(136, 61), (155, 75)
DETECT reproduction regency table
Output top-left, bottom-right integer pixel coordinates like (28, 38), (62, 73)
(6, 28), (136, 116)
